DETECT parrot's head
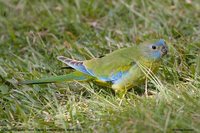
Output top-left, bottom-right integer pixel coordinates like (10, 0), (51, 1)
(139, 39), (168, 61)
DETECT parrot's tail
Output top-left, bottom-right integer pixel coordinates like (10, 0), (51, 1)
(19, 71), (93, 85)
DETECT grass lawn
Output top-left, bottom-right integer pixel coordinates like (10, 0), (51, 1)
(0, 0), (199, 132)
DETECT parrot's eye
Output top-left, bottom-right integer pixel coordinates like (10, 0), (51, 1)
(152, 45), (157, 50)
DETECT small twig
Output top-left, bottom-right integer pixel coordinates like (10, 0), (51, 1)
(145, 77), (148, 97)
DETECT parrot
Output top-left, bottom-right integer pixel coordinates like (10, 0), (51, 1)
(20, 39), (168, 95)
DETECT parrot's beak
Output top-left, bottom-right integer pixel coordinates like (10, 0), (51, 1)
(161, 45), (168, 56)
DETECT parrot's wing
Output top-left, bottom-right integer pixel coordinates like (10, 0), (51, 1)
(84, 47), (138, 82)
(58, 46), (139, 83)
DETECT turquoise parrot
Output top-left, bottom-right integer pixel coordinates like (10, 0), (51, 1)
(20, 39), (168, 94)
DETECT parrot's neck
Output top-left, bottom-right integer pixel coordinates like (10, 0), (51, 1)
(137, 56), (161, 71)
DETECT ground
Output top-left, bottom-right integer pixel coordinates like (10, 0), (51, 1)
(0, 0), (199, 132)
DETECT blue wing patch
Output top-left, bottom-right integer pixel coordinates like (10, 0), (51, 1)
(98, 71), (127, 83)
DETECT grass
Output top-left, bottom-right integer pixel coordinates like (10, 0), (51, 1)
(0, 0), (200, 132)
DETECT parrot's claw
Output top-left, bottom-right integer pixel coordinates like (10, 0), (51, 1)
(114, 88), (127, 99)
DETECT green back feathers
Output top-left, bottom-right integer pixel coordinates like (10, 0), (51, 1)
(83, 47), (139, 78)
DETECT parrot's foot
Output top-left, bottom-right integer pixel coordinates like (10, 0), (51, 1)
(115, 90), (127, 106)
(115, 90), (126, 99)
(112, 85), (127, 98)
